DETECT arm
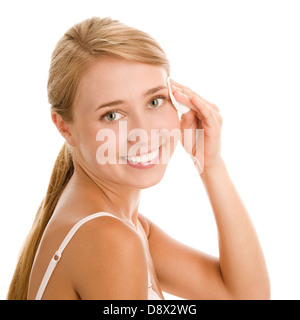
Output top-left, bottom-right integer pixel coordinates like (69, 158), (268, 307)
(200, 160), (270, 299)
(148, 165), (270, 300)
(147, 80), (270, 299)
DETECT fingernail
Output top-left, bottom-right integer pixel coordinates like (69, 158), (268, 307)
(171, 84), (182, 92)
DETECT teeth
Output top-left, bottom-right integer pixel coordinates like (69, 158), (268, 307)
(126, 149), (159, 163)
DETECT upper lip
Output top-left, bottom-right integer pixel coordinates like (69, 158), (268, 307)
(121, 145), (162, 158)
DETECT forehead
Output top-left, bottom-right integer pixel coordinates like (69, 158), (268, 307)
(76, 57), (168, 106)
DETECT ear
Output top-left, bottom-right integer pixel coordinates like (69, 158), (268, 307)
(51, 112), (77, 147)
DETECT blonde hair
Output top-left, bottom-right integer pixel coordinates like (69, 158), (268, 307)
(7, 16), (170, 300)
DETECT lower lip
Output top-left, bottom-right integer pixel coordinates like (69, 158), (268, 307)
(122, 146), (163, 169)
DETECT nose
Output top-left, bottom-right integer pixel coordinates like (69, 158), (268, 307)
(127, 113), (161, 152)
(127, 113), (151, 142)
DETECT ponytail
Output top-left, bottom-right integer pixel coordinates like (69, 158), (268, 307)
(7, 143), (74, 300)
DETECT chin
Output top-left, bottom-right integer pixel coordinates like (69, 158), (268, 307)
(126, 164), (168, 189)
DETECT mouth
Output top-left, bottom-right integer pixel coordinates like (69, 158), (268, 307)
(120, 145), (164, 169)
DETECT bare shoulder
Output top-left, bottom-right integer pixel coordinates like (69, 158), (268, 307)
(74, 215), (141, 245)
(66, 215), (148, 299)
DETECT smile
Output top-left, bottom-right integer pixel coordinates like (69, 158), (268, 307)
(126, 148), (159, 163)
(120, 146), (163, 169)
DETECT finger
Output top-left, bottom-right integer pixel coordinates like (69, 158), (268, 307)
(197, 95), (220, 112)
(170, 79), (196, 97)
(181, 111), (204, 130)
(195, 96), (222, 126)
(173, 89), (213, 123)
(171, 80), (222, 127)
(172, 88), (201, 115)
(170, 79), (190, 91)
(191, 95), (220, 128)
(171, 79), (219, 112)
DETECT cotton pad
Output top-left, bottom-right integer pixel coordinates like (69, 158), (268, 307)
(167, 76), (190, 114)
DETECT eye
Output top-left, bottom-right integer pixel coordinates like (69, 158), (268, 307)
(148, 96), (165, 109)
(102, 111), (123, 122)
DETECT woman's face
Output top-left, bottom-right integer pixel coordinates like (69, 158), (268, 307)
(71, 57), (180, 189)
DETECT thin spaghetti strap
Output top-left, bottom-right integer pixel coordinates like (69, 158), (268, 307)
(35, 212), (122, 300)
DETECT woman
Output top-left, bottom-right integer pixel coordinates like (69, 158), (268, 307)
(7, 17), (270, 300)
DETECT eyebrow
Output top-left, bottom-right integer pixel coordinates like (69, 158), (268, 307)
(95, 85), (167, 111)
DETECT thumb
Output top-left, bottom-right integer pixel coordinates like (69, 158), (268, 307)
(180, 109), (195, 128)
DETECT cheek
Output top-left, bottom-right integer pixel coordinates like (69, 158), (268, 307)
(154, 106), (181, 157)
(156, 104), (180, 131)
(74, 119), (109, 166)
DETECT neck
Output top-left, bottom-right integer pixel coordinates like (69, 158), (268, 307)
(71, 159), (142, 227)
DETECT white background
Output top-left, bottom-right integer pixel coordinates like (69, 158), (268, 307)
(0, 0), (299, 300)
